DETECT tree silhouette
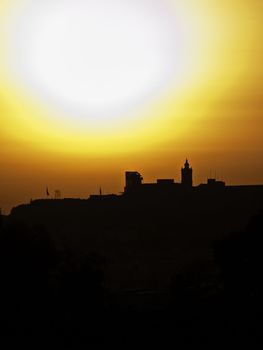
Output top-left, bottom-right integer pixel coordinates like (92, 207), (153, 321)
(0, 219), (107, 342)
(214, 211), (263, 301)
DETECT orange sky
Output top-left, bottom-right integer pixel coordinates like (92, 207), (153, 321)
(0, 0), (263, 213)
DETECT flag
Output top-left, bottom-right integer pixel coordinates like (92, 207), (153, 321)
(99, 187), (102, 195)
(46, 187), (50, 196)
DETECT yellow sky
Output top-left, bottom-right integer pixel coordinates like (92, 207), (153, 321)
(0, 0), (263, 213)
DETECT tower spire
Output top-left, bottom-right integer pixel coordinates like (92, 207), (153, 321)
(181, 159), (193, 187)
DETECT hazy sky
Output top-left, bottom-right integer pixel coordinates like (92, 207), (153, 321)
(0, 0), (263, 213)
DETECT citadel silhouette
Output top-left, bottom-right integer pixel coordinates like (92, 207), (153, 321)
(1, 159), (263, 345)
(7, 159), (263, 210)
(123, 159), (224, 195)
(19, 158), (261, 204)
(11, 158), (263, 223)
(10, 159), (263, 283)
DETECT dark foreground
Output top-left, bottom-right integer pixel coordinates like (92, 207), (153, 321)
(0, 206), (263, 346)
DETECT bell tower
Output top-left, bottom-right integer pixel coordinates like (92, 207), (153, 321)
(181, 159), (193, 187)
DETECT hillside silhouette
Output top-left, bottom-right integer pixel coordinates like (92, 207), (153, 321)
(1, 162), (263, 345)
(10, 178), (263, 291)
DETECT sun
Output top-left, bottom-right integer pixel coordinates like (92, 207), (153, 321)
(6, 0), (183, 125)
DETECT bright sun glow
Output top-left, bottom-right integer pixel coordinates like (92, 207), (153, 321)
(7, 0), (183, 124)
(2, 0), (262, 212)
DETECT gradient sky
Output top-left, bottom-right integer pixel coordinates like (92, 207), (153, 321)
(0, 0), (263, 213)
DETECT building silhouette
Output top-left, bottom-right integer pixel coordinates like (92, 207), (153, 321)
(125, 172), (143, 193)
(181, 159), (193, 187)
(122, 159), (230, 195)
(124, 159), (196, 194)
(11, 158), (263, 212)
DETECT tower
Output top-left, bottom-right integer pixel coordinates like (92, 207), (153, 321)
(181, 159), (193, 187)
(124, 171), (143, 193)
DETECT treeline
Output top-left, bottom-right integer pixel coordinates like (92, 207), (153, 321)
(0, 210), (263, 345)
(170, 210), (263, 344)
(0, 216), (108, 345)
